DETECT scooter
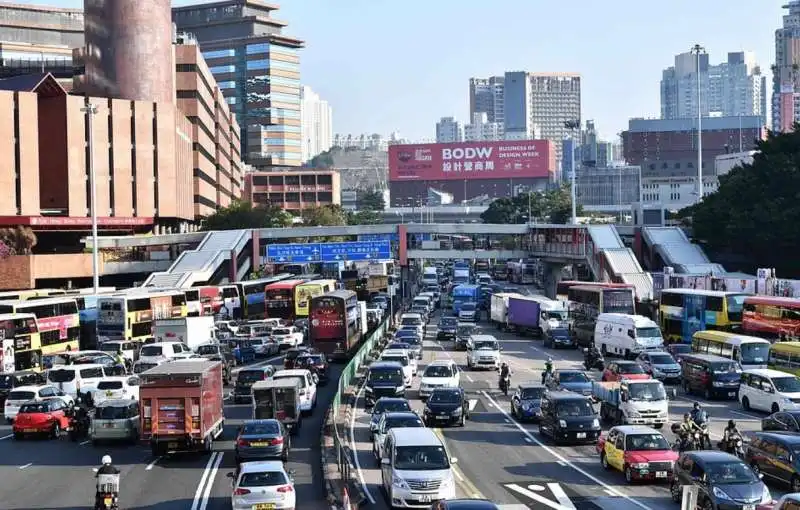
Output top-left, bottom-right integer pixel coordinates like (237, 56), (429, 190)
(499, 374), (511, 396)
(66, 405), (91, 441)
(719, 436), (745, 459)
(95, 474), (120, 510)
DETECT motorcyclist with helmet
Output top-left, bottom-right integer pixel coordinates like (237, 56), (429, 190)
(584, 344), (603, 370)
(499, 362), (511, 394)
(541, 358), (554, 385)
(676, 413), (702, 451)
(690, 402), (712, 449)
(95, 455), (121, 509)
(721, 419), (743, 455)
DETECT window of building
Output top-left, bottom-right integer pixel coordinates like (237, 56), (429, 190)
(217, 81), (236, 89)
(246, 43), (270, 55)
(210, 65), (236, 74)
(246, 59), (268, 70)
(318, 192), (333, 203)
(285, 193), (300, 202)
(251, 176), (268, 186)
(268, 176), (283, 186)
(203, 49), (235, 59)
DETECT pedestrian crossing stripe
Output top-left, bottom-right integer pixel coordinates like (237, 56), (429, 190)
(468, 399), (478, 411)
(504, 483), (576, 510)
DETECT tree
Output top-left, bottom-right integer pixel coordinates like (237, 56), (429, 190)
(357, 189), (386, 211)
(200, 200), (292, 231)
(308, 150), (335, 168)
(0, 240), (11, 260)
(681, 125), (800, 275)
(348, 210), (382, 226)
(479, 186), (581, 224)
(300, 204), (348, 226)
(0, 226), (37, 255)
(544, 185), (583, 224)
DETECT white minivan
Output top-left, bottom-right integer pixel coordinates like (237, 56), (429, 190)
(594, 313), (664, 359)
(272, 369), (318, 414)
(739, 369), (800, 414)
(46, 364), (111, 400)
(138, 341), (195, 364)
(380, 427), (457, 506)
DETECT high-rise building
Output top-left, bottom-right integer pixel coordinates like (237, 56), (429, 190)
(469, 76), (504, 126)
(464, 112), (502, 142)
(773, 0), (800, 132)
(300, 86), (332, 163)
(435, 117), (463, 143)
(173, 0), (304, 168)
(661, 50), (766, 123)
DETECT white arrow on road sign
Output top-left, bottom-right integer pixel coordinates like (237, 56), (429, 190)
(365, 254), (371, 259)
(278, 257), (286, 262)
(335, 255), (341, 260)
(504, 483), (576, 510)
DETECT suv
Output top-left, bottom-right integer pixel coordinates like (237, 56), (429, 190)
(681, 353), (741, 400)
(466, 335), (501, 371)
(364, 361), (406, 407)
(538, 391), (601, 445)
(419, 360), (460, 400)
(194, 343), (235, 384)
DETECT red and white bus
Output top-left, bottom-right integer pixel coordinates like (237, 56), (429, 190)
(743, 295), (800, 341)
(556, 281), (635, 302)
(265, 280), (307, 321)
(309, 289), (360, 360)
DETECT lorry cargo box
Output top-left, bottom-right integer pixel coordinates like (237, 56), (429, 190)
(507, 295), (541, 331)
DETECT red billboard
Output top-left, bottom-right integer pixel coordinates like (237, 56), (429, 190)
(388, 140), (554, 182)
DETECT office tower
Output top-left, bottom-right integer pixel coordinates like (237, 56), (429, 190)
(435, 117), (463, 143)
(464, 112), (502, 141)
(661, 50), (766, 124)
(469, 76), (504, 126)
(173, 0), (304, 167)
(300, 86), (333, 163)
(773, 0), (800, 131)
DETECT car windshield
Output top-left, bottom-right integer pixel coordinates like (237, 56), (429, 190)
(625, 433), (670, 451)
(384, 417), (423, 431)
(95, 405), (129, 420)
(237, 370), (266, 383)
(649, 354), (676, 365)
(457, 326), (475, 336)
(558, 372), (589, 383)
(545, 311), (568, 321)
(773, 376), (800, 393)
(706, 461), (758, 485)
(48, 370), (75, 382)
(140, 346), (162, 357)
(20, 403), (49, 413)
(411, 307), (427, 315)
(195, 345), (219, 356)
(636, 327), (662, 338)
(628, 382), (667, 401)
(239, 471), (288, 487)
(394, 445), (449, 470)
(440, 318), (457, 327)
(242, 421), (280, 435)
(520, 387), (544, 399)
(98, 343), (120, 352)
(97, 381), (123, 390)
(473, 340), (498, 350)
(401, 317), (421, 326)
(618, 363), (645, 374)
(671, 344), (692, 354)
(388, 343), (410, 350)
(369, 369), (403, 384)
(461, 303), (477, 311)
(555, 400), (595, 417)
(551, 328), (570, 337)
(373, 400), (411, 414)
(273, 328), (291, 336)
(383, 355), (408, 367)
(740, 343), (769, 365)
(710, 362), (740, 374)
(726, 294), (746, 314)
(424, 365), (453, 378)
(430, 390), (461, 403)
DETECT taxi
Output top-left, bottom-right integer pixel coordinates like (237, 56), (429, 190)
(597, 425), (678, 483)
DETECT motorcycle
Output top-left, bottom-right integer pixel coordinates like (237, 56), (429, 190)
(499, 373), (511, 395)
(692, 413), (712, 449)
(719, 436), (745, 459)
(582, 348), (604, 371)
(95, 473), (120, 510)
(66, 405), (91, 441)
(670, 424), (704, 452)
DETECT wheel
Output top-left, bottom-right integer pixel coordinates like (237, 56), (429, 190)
(670, 481), (682, 502)
(601, 453), (610, 470)
(624, 466), (633, 483)
(772, 402), (780, 414)
(741, 396), (750, 411)
(51, 422), (61, 439)
(701, 498), (713, 510)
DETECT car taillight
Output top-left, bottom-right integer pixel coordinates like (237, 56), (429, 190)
(142, 399), (151, 430)
(270, 437), (284, 445)
(191, 398), (200, 429)
(237, 439), (249, 447)
(234, 488), (251, 495)
(276, 485), (293, 493)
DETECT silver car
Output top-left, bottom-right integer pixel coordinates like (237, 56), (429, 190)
(90, 400), (140, 444)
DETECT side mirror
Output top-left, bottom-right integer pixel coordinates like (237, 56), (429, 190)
(381, 458), (390, 466)
(582, 348), (589, 354)
(450, 457), (458, 464)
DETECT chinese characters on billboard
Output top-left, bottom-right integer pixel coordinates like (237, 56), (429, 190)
(310, 297), (345, 341)
(388, 140), (554, 182)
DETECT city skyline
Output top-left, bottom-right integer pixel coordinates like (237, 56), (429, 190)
(24, 0), (785, 141)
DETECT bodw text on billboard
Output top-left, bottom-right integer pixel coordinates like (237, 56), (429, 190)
(389, 140), (554, 182)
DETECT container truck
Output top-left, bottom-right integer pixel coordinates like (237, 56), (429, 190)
(591, 380), (670, 428)
(526, 295), (570, 338)
(507, 295), (541, 336)
(452, 268), (470, 285)
(139, 360), (225, 457)
(152, 316), (216, 350)
(490, 293), (524, 330)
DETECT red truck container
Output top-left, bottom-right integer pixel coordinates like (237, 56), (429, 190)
(139, 360), (225, 457)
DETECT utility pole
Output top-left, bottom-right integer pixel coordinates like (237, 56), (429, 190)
(691, 44), (706, 204)
(81, 103), (100, 294)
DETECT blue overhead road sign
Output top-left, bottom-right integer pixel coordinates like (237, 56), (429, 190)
(266, 243), (320, 263)
(320, 240), (392, 262)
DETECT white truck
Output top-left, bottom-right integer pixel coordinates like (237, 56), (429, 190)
(489, 292), (524, 330)
(422, 267), (439, 286)
(592, 380), (670, 428)
(594, 313), (664, 359)
(527, 295), (570, 337)
(152, 316), (217, 351)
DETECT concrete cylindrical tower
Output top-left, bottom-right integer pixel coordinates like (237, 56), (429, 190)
(83, 0), (173, 103)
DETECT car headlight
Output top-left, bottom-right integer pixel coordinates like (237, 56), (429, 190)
(522, 403), (531, 411)
(761, 486), (772, 504)
(452, 407), (462, 416)
(392, 475), (409, 490)
(712, 486), (732, 500)
(631, 462), (649, 469)
(783, 397), (793, 404)
(558, 419), (567, 428)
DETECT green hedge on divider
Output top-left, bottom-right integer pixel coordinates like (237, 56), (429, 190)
(331, 319), (389, 420)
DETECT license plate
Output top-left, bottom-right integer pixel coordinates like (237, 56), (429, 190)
(728, 392), (736, 397)
(576, 432), (586, 438)
(253, 505), (275, 510)
(167, 442), (178, 449)
(251, 442), (268, 447)
(439, 413), (448, 417)
(742, 506), (755, 510)
(656, 471), (667, 478)
(417, 495), (432, 503)
(106, 391), (113, 397)
(104, 497), (112, 506)
(23, 428), (36, 432)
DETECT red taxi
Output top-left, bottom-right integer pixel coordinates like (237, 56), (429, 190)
(12, 397), (71, 439)
(597, 425), (678, 483)
(602, 361), (651, 382)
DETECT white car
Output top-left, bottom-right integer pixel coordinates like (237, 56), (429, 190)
(230, 460), (296, 510)
(90, 376), (140, 405)
(248, 337), (279, 357)
(399, 313), (425, 337)
(4, 385), (74, 422)
(467, 335), (501, 370)
(380, 351), (414, 387)
(740, 368), (800, 413)
(138, 342), (195, 365)
(419, 359), (460, 399)
(272, 326), (303, 349)
(272, 369), (318, 413)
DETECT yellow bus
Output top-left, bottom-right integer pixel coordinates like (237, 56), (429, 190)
(0, 289), (61, 301)
(0, 312), (41, 371)
(0, 297), (80, 356)
(659, 289), (748, 344)
(691, 330), (770, 370)
(295, 279), (337, 318)
(96, 289), (188, 344)
(769, 342), (800, 376)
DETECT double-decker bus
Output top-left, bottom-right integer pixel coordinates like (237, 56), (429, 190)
(0, 297), (80, 355)
(0, 313), (41, 371)
(743, 296), (800, 341)
(659, 289), (748, 344)
(769, 342), (800, 376)
(295, 279), (337, 318)
(691, 330), (770, 370)
(265, 279), (307, 321)
(0, 289), (62, 301)
(225, 274), (294, 320)
(309, 289), (360, 360)
(61, 287), (116, 349)
(492, 261), (508, 281)
(198, 286), (224, 316)
(96, 289), (187, 344)
(568, 285), (636, 347)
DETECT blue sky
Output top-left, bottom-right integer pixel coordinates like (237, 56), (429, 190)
(36, 0), (783, 141)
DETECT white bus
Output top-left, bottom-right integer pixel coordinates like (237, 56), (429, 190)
(691, 330), (770, 370)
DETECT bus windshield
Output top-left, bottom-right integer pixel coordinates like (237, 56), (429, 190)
(740, 343), (769, 364)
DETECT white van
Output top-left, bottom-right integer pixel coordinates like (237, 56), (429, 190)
(413, 295), (433, 314)
(97, 340), (138, 364)
(594, 313), (664, 359)
(379, 427), (457, 505)
(739, 369), (800, 413)
(4, 384), (73, 422)
(46, 364), (111, 399)
(138, 341), (195, 364)
(272, 369), (318, 413)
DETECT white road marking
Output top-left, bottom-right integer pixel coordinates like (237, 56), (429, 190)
(482, 391), (653, 510)
(80, 440), (90, 445)
(453, 469), (464, 482)
(524, 437), (532, 443)
(487, 401), (495, 408)
(145, 456), (161, 470)
(465, 374), (474, 382)
(467, 400), (478, 412)
(0, 433), (12, 440)
(190, 452), (220, 510)
(350, 383), (377, 505)
(18, 463), (31, 469)
(730, 410), (761, 420)
(198, 451), (223, 510)
(557, 461), (566, 466)
(504, 418), (510, 423)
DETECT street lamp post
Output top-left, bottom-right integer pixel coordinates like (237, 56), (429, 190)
(691, 44), (706, 204)
(82, 103), (100, 294)
(564, 120), (581, 224)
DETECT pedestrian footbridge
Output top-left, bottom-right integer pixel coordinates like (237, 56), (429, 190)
(640, 226), (723, 274)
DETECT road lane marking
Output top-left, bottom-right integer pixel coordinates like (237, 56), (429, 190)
(19, 463), (31, 469)
(730, 410), (761, 420)
(524, 437), (532, 443)
(453, 469), (464, 482)
(465, 374), (474, 382)
(0, 433), (11, 440)
(145, 456), (161, 471)
(482, 391), (653, 510)
(431, 428), (485, 499)
(557, 461), (566, 466)
(190, 452), (220, 510)
(80, 440), (90, 445)
(198, 452), (223, 510)
(350, 383), (377, 505)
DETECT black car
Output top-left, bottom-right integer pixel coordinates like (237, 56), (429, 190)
(364, 361), (405, 407)
(437, 317), (458, 340)
(423, 387), (470, 427)
(543, 327), (573, 349)
(538, 391), (601, 445)
(762, 410), (800, 432)
(429, 500), (500, 510)
(746, 431), (800, 492)
(510, 382), (546, 422)
(387, 342), (411, 352)
(671, 450), (768, 509)
(455, 323), (478, 351)
(295, 353), (329, 384)
(369, 397), (412, 439)
(283, 347), (311, 369)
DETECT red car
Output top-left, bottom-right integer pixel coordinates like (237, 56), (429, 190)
(296, 353), (329, 384)
(597, 425), (678, 483)
(13, 398), (71, 439)
(602, 361), (651, 382)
